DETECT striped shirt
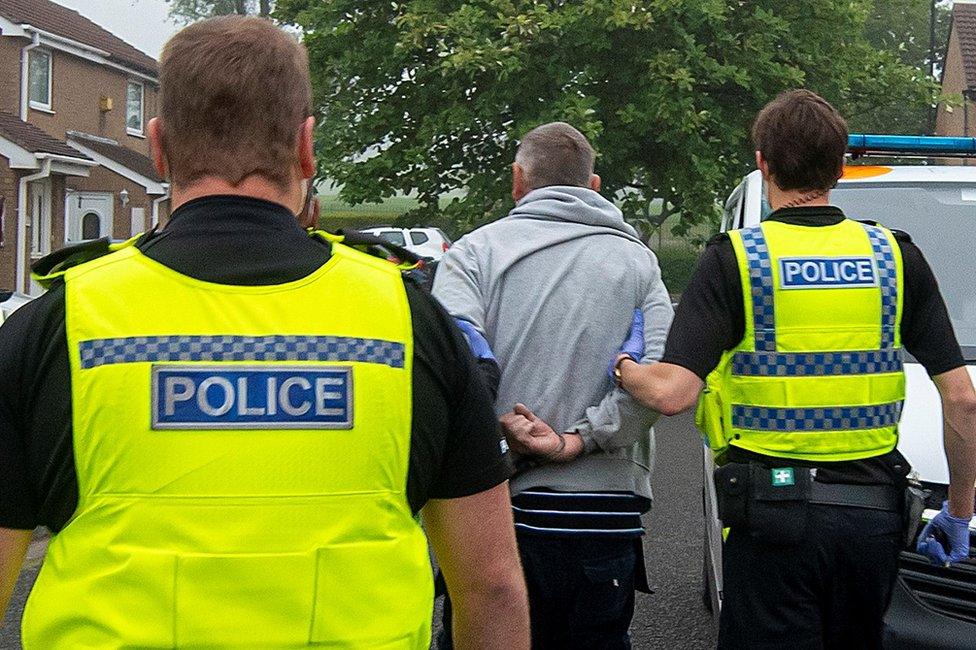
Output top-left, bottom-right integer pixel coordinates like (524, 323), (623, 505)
(511, 490), (650, 538)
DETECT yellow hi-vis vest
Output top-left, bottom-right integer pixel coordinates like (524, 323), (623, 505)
(696, 218), (906, 462)
(22, 239), (433, 649)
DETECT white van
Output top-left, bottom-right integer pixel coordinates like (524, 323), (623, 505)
(704, 136), (976, 646)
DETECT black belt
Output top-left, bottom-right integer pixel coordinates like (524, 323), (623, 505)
(809, 481), (901, 512)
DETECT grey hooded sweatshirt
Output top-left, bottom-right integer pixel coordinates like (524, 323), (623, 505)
(432, 185), (674, 500)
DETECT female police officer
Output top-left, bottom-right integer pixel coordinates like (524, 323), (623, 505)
(614, 89), (976, 648)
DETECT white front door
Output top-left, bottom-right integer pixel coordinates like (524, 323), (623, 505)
(67, 192), (113, 244)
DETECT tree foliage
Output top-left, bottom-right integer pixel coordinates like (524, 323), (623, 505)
(862, 0), (950, 134)
(166, 0), (272, 23)
(275, 0), (938, 236)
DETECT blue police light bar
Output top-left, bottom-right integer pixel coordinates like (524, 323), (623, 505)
(848, 134), (976, 157)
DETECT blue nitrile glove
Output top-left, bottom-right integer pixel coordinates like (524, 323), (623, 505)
(608, 309), (645, 380)
(916, 501), (972, 565)
(453, 318), (495, 361)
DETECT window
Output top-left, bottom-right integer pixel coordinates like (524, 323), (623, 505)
(82, 212), (102, 240)
(28, 49), (52, 110)
(379, 231), (406, 247)
(410, 231), (429, 245)
(126, 81), (144, 135)
(832, 182), (976, 351)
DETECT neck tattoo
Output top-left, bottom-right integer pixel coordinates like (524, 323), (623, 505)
(782, 189), (828, 210)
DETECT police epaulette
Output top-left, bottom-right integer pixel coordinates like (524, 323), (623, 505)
(891, 229), (913, 243)
(309, 228), (425, 271)
(854, 220), (913, 243)
(706, 232), (731, 247)
(31, 233), (146, 290)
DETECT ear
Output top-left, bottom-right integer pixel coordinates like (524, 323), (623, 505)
(512, 163), (528, 202)
(755, 150), (767, 178)
(148, 118), (168, 180)
(589, 173), (601, 192)
(298, 116), (316, 180)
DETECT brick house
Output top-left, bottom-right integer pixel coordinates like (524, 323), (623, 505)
(0, 0), (168, 296)
(935, 0), (976, 144)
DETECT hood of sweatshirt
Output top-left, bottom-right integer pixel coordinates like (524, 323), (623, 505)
(505, 185), (644, 244)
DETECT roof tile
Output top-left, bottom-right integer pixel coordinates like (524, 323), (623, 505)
(67, 131), (162, 182)
(0, 0), (158, 77)
(0, 110), (90, 159)
(954, 2), (976, 91)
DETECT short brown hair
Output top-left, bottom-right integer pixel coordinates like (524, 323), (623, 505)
(158, 16), (312, 188)
(752, 89), (848, 192)
(515, 122), (595, 190)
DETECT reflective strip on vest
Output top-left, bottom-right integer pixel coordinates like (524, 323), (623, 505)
(731, 402), (903, 432)
(79, 334), (406, 369)
(739, 227), (777, 352)
(731, 349), (902, 377)
(862, 223), (900, 348)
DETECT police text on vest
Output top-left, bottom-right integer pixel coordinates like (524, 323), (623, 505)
(151, 365), (353, 429)
(778, 257), (878, 290)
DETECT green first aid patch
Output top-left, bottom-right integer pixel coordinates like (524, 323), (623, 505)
(771, 467), (795, 487)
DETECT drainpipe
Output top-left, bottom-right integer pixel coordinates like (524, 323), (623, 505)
(17, 159), (51, 294)
(965, 90), (974, 167)
(151, 188), (169, 227)
(20, 31), (41, 121)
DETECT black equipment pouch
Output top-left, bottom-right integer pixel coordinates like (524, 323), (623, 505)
(748, 463), (813, 546)
(715, 462), (813, 545)
(746, 463), (812, 546)
(714, 462), (750, 529)
(903, 480), (930, 548)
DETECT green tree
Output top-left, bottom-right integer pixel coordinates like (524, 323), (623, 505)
(166, 0), (272, 23)
(276, 0), (938, 237)
(862, 0), (950, 133)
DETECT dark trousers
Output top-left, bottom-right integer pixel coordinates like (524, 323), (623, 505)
(438, 533), (639, 649)
(718, 504), (903, 650)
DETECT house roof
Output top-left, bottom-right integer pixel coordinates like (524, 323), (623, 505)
(0, 0), (158, 77)
(954, 1), (976, 91)
(0, 110), (89, 159)
(67, 131), (162, 183)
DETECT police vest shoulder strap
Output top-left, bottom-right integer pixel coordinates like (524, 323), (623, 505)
(31, 233), (145, 289)
(307, 228), (423, 271)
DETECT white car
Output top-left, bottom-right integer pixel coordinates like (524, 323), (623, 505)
(0, 292), (32, 325)
(704, 135), (976, 646)
(360, 227), (452, 261)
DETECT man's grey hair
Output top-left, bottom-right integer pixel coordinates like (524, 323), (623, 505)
(515, 122), (595, 190)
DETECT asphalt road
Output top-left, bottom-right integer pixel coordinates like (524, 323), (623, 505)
(0, 412), (714, 649)
(628, 410), (717, 648)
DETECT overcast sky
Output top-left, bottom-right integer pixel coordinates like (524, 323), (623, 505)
(54, 0), (180, 58)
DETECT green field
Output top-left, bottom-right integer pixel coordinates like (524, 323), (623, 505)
(316, 195), (418, 231)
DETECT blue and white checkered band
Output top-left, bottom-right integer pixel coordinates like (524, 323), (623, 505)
(860, 224), (899, 349)
(739, 226), (776, 352)
(731, 401), (903, 432)
(731, 349), (903, 377)
(79, 335), (405, 370)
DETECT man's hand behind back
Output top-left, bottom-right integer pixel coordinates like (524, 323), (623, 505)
(500, 404), (583, 463)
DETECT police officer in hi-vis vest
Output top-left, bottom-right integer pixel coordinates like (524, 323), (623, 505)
(613, 90), (976, 648)
(0, 17), (529, 649)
